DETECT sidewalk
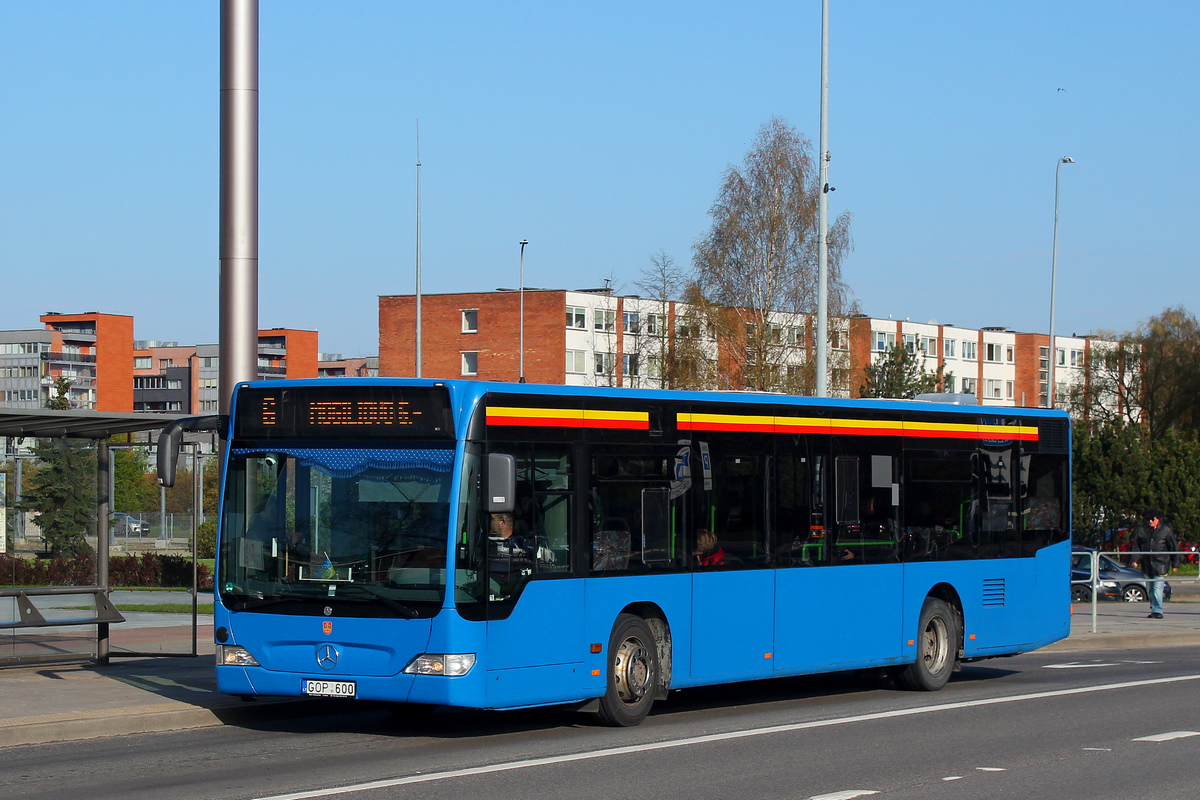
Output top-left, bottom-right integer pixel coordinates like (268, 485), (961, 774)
(3, 598), (1200, 749)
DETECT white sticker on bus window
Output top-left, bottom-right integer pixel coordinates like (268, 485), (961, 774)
(698, 441), (713, 491)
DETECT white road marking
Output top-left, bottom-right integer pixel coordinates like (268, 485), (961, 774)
(1043, 661), (1118, 669)
(976, 767), (1006, 771)
(942, 776), (962, 781)
(810, 791), (879, 800)
(1133, 730), (1200, 742)
(250, 673), (1200, 800)
(1082, 747), (1111, 751)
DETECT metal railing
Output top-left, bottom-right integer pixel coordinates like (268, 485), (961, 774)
(0, 586), (126, 665)
(1071, 549), (1199, 634)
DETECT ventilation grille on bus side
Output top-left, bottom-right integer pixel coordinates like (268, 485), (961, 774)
(982, 578), (1006, 607)
(1038, 419), (1069, 453)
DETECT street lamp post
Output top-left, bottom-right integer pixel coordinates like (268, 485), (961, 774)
(519, 239), (529, 383)
(1047, 156), (1074, 409)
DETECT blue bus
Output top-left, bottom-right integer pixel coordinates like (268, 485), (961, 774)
(161, 379), (1070, 726)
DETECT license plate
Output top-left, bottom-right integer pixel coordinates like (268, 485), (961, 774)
(302, 679), (356, 698)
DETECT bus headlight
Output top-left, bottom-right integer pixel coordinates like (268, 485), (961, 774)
(217, 645), (260, 667)
(403, 653), (476, 676)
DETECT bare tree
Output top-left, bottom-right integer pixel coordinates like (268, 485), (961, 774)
(1070, 307), (1200, 439)
(693, 118), (855, 393)
(634, 251), (686, 388)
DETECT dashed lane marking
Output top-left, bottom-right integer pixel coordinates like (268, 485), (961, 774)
(250, 673), (1200, 800)
(1133, 731), (1200, 742)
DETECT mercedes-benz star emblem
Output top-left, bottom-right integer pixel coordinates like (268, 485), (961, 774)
(323, 606), (333, 616)
(316, 644), (340, 670)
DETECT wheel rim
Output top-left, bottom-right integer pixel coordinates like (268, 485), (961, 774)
(920, 615), (950, 675)
(1124, 588), (1144, 602)
(613, 635), (653, 704)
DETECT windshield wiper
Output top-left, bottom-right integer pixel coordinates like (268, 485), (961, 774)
(334, 583), (420, 619)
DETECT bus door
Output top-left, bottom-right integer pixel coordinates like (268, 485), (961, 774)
(690, 440), (776, 682)
(775, 437), (903, 671)
(481, 444), (584, 685)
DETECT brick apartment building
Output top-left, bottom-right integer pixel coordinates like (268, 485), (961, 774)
(0, 312), (320, 413)
(380, 289), (1100, 409)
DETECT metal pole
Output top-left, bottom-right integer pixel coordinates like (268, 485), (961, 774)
(96, 439), (110, 664)
(219, 0), (259, 417)
(415, 121), (422, 378)
(519, 240), (528, 383)
(815, 0), (830, 397)
(1048, 156), (1073, 409)
(191, 444), (199, 657)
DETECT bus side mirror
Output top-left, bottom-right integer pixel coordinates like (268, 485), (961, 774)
(156, 415), (225, 487)
(487, 453), (516, 513)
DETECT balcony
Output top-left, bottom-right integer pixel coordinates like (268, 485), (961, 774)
(42, 352), (97, 364)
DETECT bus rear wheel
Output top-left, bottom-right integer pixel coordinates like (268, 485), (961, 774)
(893, 597), (957, 692)
(596, 613), (658, 727)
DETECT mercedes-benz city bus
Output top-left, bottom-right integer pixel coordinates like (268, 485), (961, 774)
(159, 379), (1070, 726)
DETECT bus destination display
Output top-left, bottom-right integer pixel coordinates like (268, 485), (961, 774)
(234, 385), (453, 439)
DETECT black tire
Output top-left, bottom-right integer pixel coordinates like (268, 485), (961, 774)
(1122, 585), (1146, 603)
(894, 598), (958, 692)
(1071, 584), (1091, 603)
(596, 613), (658, 727)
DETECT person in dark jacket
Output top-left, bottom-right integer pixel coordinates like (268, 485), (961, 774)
(1133, 509), (1179, 619)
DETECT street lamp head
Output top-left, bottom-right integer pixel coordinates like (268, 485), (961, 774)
(1060, 156), (1075, 164)
(519, 239), (529, 246)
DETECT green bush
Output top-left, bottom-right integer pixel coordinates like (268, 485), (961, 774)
(1, 553), (211, 590)
(197, 519), (217, 560)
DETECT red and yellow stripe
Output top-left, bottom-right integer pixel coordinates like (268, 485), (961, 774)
(677, 412), (1038, 441)
(486, 406), (650, 430)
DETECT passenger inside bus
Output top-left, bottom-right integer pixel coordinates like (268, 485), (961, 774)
(694, 529), (726, 567)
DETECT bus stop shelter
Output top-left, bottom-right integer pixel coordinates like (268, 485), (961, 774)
(1, 408), (196, 662)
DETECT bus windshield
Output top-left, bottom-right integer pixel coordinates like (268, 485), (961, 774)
(218, 445), (456, 618)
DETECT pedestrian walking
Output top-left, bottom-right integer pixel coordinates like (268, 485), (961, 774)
(1133, 509), (1179, 619)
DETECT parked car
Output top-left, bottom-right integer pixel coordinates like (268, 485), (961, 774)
(1071, 546), (1172, 603)
(111, 512), (148, 536)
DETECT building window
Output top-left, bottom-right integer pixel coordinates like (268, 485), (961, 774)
(1006, 345), (1015, 363)
(962, 341), (977, 361)
(566, 306), (587, 330)
(872, 331), (896, 351)
(902, 333), (917, 352)
(1056, 348), (1067, 366)
(943, 339), (956, 358)
(622, 354), (639, 377)
(133, 356), (152, 369)
(1006, 380), (1015, 399)
(983, 379), (1003, 399)
(202, 357), (217, 368)
(984, 343), (1004, 363)
(646, 356), (661, 379)
(461, 352), (478, 376)
(461, 309), (478, 333)
(566, 350), (586, 374)
(918, 336), (937, 357)
(167, 379), (183, 390)
(646, 314), (663, 336)
(594, 310), (616, 332)
(594, 352), (613, 375)
(961, 377), (977, 394)
(1070, 349), (1083, 367)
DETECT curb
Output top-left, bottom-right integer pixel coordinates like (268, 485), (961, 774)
(0, 698), (321, 749)
(1042, 632), (1200, 653)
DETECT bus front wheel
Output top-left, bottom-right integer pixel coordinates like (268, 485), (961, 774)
(596, 613), (659, 727)
(893, 597), (957, 692)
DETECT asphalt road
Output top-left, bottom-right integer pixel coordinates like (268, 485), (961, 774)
(8, 644), (1200, 800)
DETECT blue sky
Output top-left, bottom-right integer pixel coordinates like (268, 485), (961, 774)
(2, 1), (1196, 357)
